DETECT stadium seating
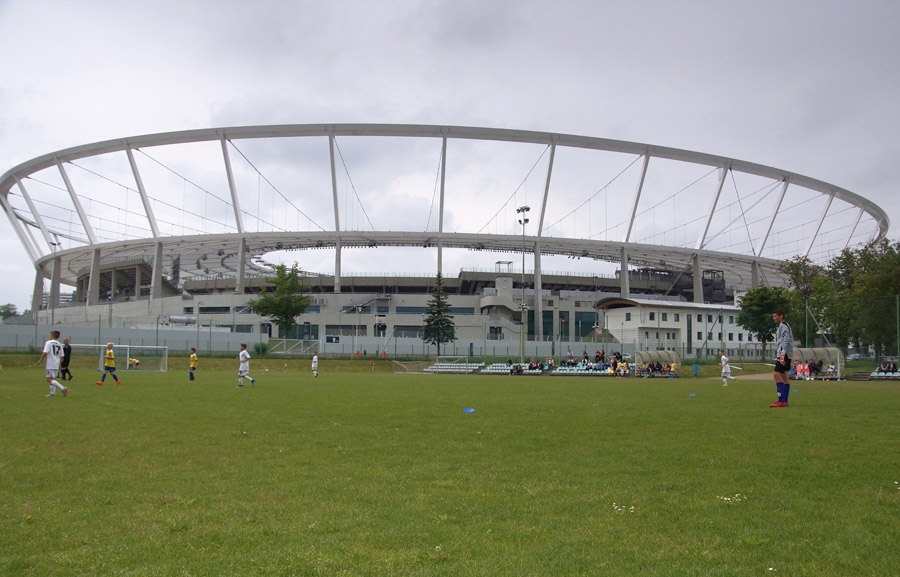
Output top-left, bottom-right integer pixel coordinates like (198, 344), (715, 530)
(869, 371), (900, 380)
(481, 363), (543, 375)
(552, 364), (634, 376)
(423, 362), (485, 374)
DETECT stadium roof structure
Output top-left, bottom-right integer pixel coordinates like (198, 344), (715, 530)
(0, 124), (890, 312)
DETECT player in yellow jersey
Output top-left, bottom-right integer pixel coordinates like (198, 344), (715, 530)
(97, 342), (120, 386)
(189, 348), (198, 381)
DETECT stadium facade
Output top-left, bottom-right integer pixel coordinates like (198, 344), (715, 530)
(0, 125), (889, 359)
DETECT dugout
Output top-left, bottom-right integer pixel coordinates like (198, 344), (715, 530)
(792, 347), (845, 380)
(634, 351), (682, 375)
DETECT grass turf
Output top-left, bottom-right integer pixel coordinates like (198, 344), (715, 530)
(1, 359), (898, 576)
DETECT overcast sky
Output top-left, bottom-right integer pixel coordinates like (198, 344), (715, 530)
(2, 0), (899, 312)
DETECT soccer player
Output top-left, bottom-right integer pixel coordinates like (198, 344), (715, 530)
(97, 342), (120, 386)
(189, 348), (198, 381)
(311, 351), (319, 377)
(771, 308), (794, 407)
(59, 337), (73, 381)
(719, 349), (736, 386)
(36, 330), (67, 397)
(236, 343), (255, 387)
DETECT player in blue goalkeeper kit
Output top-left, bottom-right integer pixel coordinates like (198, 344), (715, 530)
(771, 308), (794, 407)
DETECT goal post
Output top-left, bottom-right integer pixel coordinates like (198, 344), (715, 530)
(391, 360), (432, 374)
(69, 344), (169, 373)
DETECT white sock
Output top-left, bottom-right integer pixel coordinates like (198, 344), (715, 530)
(52, 380), (65, 392)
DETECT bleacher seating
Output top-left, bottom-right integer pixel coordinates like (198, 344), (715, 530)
(552, 363), (634, 376)
(869, 371), (900, 380)
(481, 363), (543, 375)
(423, 362), (485, 374)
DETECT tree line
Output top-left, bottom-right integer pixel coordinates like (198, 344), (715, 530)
(737, 238), (900, 360)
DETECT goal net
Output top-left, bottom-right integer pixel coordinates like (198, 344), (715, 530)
(435, 355), (469, 365)
(70, 344), (169, 373)
(391, 360), (433, 374)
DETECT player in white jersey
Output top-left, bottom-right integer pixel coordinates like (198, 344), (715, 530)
(36, 330), (68, 397)
(719, 349), (737, 386)
(236, 343), (256, 387)
(311, 351), (319, 377)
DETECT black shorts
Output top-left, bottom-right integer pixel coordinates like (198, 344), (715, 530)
(774, 358), (791, 373)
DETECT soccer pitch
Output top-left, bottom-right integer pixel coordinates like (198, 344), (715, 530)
(2, 363), (899, 576)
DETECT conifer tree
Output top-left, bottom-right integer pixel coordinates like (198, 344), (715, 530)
(422, 273), (456, 356)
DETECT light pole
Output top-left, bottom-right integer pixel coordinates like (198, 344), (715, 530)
(49, 241), (61, 327)
(196, 301), (203, 350)
(356, 306), (362, 354)
(517, 205), (530, 365)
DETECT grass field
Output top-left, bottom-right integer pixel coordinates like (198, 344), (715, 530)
(2, 355), (898, 576)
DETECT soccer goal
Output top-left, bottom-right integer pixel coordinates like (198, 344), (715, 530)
(435, 355), (470, 366)
(391, 360), (433, 374)
(70, 344), (169, 373)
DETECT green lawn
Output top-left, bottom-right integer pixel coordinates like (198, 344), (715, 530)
(2, 358), (898, 576)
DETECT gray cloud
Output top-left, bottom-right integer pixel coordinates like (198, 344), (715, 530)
(1, 0), (899, 310)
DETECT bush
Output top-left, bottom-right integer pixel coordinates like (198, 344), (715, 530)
(253, 342), (269, 357)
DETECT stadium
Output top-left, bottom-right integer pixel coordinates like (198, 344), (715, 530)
(0, 124), (890, 361)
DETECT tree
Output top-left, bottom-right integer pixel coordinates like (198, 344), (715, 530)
(812, 274), (855, 349)
(779, 256), (825, 347)
(736, 286), (793, 360)
(849, 238), (900, 357)
(246, 263), (310, 338)
(812, 239), (900, 357)
(0, 303), (18, 320)
(422, 273), (456, 356)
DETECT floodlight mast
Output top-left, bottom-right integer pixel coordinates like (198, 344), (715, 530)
(517, 206), (530, 366)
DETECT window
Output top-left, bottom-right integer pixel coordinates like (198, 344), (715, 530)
(717, 332), (722, 340)
(697, 332), (703, 340)
(708, 332), (713, 340)
(738, 333), (744, 342)
(728, 333), (733, 341)
(649, 312), (655, 321)
(674, 313), (680, 322)
(449, 307), (475, 315)
(662, 312), (668, 321)
(655, 332), (659, 339)
(718, 315), (724, 324)
(625, 312), (631, 321)
(707, 314), (713, 323)
(697, 314), (702, 322)
(728, 315), (734, 324)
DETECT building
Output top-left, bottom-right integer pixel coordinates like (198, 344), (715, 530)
(1, 125), (888, 357)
